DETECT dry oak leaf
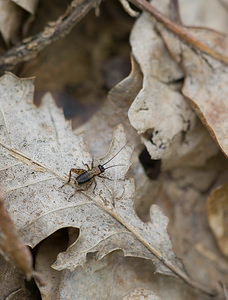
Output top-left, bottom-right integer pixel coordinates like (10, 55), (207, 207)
(38, 249), (203, 300)
(0, 0), (23, 44)
(129, 11), (218, 169)
(150, 0), (228, 157)
(0, 73), (191, 286)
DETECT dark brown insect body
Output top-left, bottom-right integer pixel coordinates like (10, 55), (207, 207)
(76, 165), (105, 185)
(61, 146), (125, 195)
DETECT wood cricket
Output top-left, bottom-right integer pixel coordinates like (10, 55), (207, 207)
(61, 145), (126, 195)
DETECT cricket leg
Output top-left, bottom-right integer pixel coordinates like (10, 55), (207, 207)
(98, 175), (112, 181)
(82, 162), (90, 170)
(92, 178), (97, 193)
(68, 180), (92, 200)
(91, 157), (94, 168)
(60, 168), (85, 188)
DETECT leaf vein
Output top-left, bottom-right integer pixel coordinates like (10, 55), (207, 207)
(0, 107), (12, 146)
(5, 176), (57, 194)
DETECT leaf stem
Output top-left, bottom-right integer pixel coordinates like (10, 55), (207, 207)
(129, 0), (228, 65)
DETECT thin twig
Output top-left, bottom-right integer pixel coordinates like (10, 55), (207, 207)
(0, 0), (99, 72)
(129, 0), (228, 65)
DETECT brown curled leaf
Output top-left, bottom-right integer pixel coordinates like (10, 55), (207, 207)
(150, 2), (228, 157)
(0, 192), (44, 285)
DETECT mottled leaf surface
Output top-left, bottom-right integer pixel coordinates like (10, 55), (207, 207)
(0, 73), (185, 280)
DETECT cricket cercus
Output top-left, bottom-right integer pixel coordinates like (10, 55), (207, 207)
(61, 145), (126, 196)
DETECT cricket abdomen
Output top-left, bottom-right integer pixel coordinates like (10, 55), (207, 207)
(76, 167), (101, 185)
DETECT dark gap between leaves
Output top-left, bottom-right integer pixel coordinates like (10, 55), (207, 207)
(27, 227), (79, 299)
(24, 276), (42, 300)
(139, 147), (161, 180)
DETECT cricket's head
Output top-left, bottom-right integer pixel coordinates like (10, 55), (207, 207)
(98, 164), (105, 173)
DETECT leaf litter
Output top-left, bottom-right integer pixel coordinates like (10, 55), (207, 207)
(150, 0), (228, 157)
(1, 0), (228, 298)
(0, 191), (44, 285)
(0, 73), (211, 295)
(129, 9), (219, 170)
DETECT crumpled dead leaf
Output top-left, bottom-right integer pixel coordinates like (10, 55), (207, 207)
(0, 191), (44, 285)
(0, 0), (38, 44)
(179, 0), (228, 32)
(36, 243), (205, 300)
(222, 282), (228, 300)
(159, 157), (228, 292)
(207, 183), (228, 257)
(129, 10), (218, 169)
(0, 73), (200, 292)
(0, 192), (33, 280)
(149, 0), (228, 157)
(12, 0), (38, 14)
(35, 231), (67, 300)
(0, 255), (32, 300)
(0, 0), (23, 44)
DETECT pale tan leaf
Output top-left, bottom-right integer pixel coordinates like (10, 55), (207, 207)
(152, 1), (228, 157)
(129, 11), (218, 169)
(179, 0), (228, 32)
(222, 282), (228, 300)
(160, 158), (228, 291)
(0, 73), (192, 290)
(38, 249), (204, 300)
(123, 288), (160, 300)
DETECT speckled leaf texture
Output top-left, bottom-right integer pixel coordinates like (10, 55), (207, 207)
(0, 73), (185, 278)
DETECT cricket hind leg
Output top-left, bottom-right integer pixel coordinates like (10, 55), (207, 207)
(60, 168), (85, 189)
(92, 177), (97, 193)
(67, 180), (94, 200)
(82, 162), (90, 170)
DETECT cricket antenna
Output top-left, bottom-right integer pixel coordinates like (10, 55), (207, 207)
(104, 164), (126, 170)
(102, 144), (126, 166)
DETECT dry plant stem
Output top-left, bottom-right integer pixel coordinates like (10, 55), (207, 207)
(0, 0), (98, 72)
(129, 0), (228, 65)
(84, 192), (217, 297)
